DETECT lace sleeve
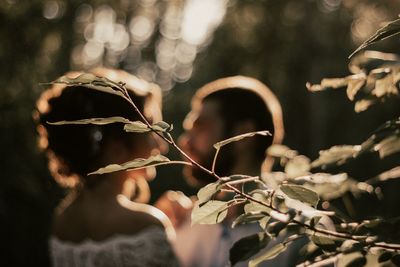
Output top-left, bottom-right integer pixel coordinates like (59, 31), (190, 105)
(50, 226), (180, 267)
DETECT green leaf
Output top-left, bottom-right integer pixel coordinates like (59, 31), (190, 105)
(151, 121), (173, 132)
(284, 155), (310, 179)
(213, 130), (271, 149)
(366, 166), (400, 184)
(306, 77), (348, 92)
(48, 116), (133, 126)
(346, 75), (366, 101)
(311, 145), (361, 168)
(340, 240), (363, 254)
(337, 252), (366, 267)
(295, 172), (348, 184)
(232, 212), (268, 228)
(378, 251), (393, 262)
(124, 120), (174, 133)
(88, 154), (175, 175)
(266, 221), (288, 237)
(244, 192), (271, 214)
(229, 232), (270, 266)
(349, 18), (400, 58)
(354, 99), (376, 113)
(52, 73), (126, 98)
(248, 243), (287, 267)
(123, 121), (151, 133)
(280, 184), (319, 207)
(191, 200), (228, 225)
(267, 144), (298, 159)
(310, 233), (337, 251)
(197, 181), (222, 205)
(374, 135), (400, 158)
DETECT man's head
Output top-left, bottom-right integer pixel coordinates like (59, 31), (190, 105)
(179, 76), (284, 187)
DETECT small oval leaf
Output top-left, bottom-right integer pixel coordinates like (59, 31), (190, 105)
(197, 181), (222, 205)
(88, 155), (188, 175)
(213, 131), (271, 150)
(229, 232), (270, 266)
(48, 116), (133, 126)
(248, 243), (287, 267)
(280, 184), (319, 207)
(191, 200), (228, 225)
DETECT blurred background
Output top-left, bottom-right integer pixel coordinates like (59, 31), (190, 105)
(1, 0), (399, 265)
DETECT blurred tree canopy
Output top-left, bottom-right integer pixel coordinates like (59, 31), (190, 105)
(0, 0), (399, 265)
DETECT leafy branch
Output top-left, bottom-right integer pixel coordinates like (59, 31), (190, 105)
(49, 73), (400, 267)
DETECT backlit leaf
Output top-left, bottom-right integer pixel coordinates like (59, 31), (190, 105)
(337, 252), (366, 267)
(123, 121), (151, 133)
(310, 233), (336, 251)
(374, 135), (400, 158)
(52, 73), (126, 98)
(232, 212), (268, 228)
(248, 243), (287, 267)
(346, 76), (366, 101)
(230, 232), (270, 266)
(350, 18), (400, 58)
(213, 131), (271, 149)
(306, 77), (348, 92)
(152, 121), (173, 132)
(191, 200), (228, 225)
(244, 192), (271, 214)
(354, 99), (375, 113)
(48, 116), (133, 126)
(280, 184), (319, 207)
(88, 155), (178, 175)
(285, 155), (310, 179)
(311, 145), (361, 168)
(197, 181), (223, 205)
(124, 120), (173, 133)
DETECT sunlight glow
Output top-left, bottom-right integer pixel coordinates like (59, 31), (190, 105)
(181, 0), (228, 45)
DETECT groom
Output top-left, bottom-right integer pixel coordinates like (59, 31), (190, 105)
(157, 76), (289, 266)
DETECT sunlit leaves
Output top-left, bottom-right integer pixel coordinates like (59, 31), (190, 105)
(213, 130), (271, 149)
(336, 252), (366, 267)
(350, 18), (400, 58)
(197, 181), (223, 205)
(48, 116), (133, 126)
(248, 243), (287, 267)
(307, 51), (400, 113)
(232, 212), (269, 228)
(311, 145), (361, 169)
(229, 232), (270, 266)
(285, 155), (311, 178)
(151, 121), (173, 132)
(124, 120), (173, 133)
(51, 73), (127, 99)
(191, 200), (228, 225)
(88, 154), (181, 175)
(280, 184), (319, 207)
(123, 121), (152, 133)
(310, 233), (338, 252)
(48, 116), (172, 134)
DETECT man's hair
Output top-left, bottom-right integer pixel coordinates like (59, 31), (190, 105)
(192, 76), (284, 172)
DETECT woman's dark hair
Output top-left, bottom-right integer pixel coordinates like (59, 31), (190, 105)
(34, 68), (161, 187)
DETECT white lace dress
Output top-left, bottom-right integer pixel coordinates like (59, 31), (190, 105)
(49, 226), (179, 267)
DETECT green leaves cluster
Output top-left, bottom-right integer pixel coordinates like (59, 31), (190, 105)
(307, 50), (400, 113)
(191, 17), (400, 267)
(48, 29), (400, 266)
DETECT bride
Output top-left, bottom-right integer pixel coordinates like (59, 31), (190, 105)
(34, 68), (179, 266)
